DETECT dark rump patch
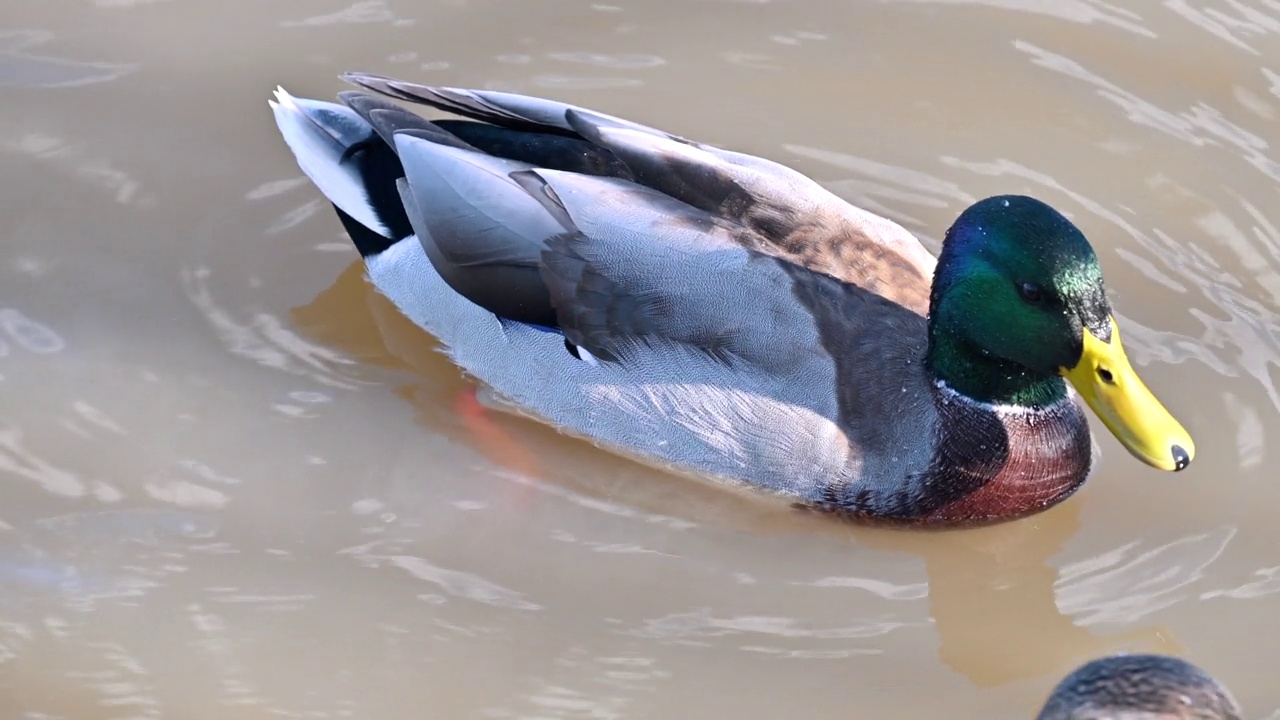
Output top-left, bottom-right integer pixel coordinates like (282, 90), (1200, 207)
(332, 134), (415, 255)
(334, 205), (397, 258)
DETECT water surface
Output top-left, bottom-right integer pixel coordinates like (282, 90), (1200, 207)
(2, 0), (1279, 717)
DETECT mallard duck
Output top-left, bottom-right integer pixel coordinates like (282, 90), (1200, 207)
(1037, 654), (1241, 719)
(268, 73), (1194, 526)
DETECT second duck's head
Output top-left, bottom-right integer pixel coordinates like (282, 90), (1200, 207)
(1036, 654), (1241, 719)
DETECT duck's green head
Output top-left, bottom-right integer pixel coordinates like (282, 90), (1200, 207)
(1036, 654), (1241, 719)
(928, 195), (1194, 472)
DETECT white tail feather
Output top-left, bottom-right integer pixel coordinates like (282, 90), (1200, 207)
(268, 87), (392, 238)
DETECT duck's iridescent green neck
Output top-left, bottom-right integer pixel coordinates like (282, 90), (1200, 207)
(926, 328), (1067, 407)
(924, 195), (1110, 409)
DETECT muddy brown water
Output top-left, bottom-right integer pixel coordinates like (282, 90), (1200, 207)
(2, 0), (1279, 717)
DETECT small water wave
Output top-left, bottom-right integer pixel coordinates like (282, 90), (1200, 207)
(1055, 526), (1236, 624)
(0, 30), (136, 88)
(280, 0), (409, 28)
(629, 607), (915, 644)
(182, 265), (364, 390)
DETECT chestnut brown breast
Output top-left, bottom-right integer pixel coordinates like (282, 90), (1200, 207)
(922, 394), (1093, 525)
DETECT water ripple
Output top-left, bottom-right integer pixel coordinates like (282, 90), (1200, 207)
(0, 30), (135, 88)
(1201, 565), (1280, 600)
(341, 542), (543, 611)
(1162, 0), (1280, 54)
(784, 143), (974, 237)
(551, 529), (676, 557)
(491, 468), (697, 530)
(630, 607), (914, 642)
(144, 479), (229, 509)
(92, 0), (171, 6)
(0, 424), (87, 497)
(182, 266), (362, 390)
(801, 576), (930, 600)
(884, 0), (1154, 36)
(0, 308), (64, 354)
(530, 75), (644, 90)
(1222, 391), (1264, 469)
(280, 0), (409, 27)
(484, 647), (664, 719)
(1, 131), (154, 206)
(243, 176), (311, 201)
(547, 52), (667, 69)
(63, 642), (160, 713)
(1017, 40), (1280, 183)
(1055, 526), (1236, 624)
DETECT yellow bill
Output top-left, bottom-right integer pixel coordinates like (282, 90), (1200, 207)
(1060, 316), (1194, 471)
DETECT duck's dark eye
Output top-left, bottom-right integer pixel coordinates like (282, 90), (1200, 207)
(1018, 281), (1044, 304)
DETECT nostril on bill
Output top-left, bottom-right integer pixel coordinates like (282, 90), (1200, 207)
(1171, 444), (1190, 471)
